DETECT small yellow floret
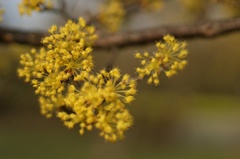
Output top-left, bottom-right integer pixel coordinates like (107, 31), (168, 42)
(135, 34), (189, 85)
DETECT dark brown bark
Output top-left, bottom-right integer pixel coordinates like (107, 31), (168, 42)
(1, 18), (240, 48)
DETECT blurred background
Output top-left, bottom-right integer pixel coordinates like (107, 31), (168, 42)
(1, 0), (240, 159)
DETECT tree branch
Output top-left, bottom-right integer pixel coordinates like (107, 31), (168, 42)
(1, 18), (240, 48)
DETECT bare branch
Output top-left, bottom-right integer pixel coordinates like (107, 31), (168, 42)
(96, 17), (240, 48)
(1, 18), (240, 48)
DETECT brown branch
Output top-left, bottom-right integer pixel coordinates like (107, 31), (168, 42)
(96, 17), (240, 48)
(1, 18), (240, 48)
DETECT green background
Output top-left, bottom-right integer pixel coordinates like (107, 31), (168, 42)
(1, 0), (240, 158)
(1, 32), (240, 159)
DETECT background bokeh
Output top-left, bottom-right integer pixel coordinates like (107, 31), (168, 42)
(1, 0), (240, 159)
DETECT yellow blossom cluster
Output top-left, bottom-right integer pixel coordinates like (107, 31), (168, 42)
(98, 0), (163, 32)
(180, 0), (206, 14)
(18, 18), (188, 141)
(17, 14), (189, 141)
(39, 94), (65, 118)
(98, 0), (125, 32)
(18, 0), (53, 15)
(0, 4), (4, 22)
(18, 17), (138, 142)
(220, 0), (240, 16)
(140, 0), (163, 10)
(180, 0), (240, 17)
(57, 68), (137, 142)
(18, 18), (97, 99)
(135, 34), (188, 85)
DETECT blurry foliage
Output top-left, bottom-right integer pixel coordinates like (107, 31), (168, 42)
(180, 0), (240, 19)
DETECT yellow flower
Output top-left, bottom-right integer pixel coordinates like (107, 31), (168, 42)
(39, 94), (65, 118)
(18, 18), (97, 97)
(56, 68), (137, 142)
(98, 0), (125, 32)
(140, 0), (163, 10)
(18, 0), (53, 15)
(135, 34), (188, 85)
(0, 5), (4, 22)
(180, 0), (206, 15)
(17, 13), (189, 142)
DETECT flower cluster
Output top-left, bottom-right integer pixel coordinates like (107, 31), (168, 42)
(0, 4), (4, 22)
(180, 0), (206, 13)
(18, 0), (53, 15)
(57, 68), (136, 142)
(220, 0), (240, 16)
(98, 0), (163, 32)
(180, 0), (240, 17)
(18, 18), (97, 97)
(140, 0), (163, 10)
(18, 17), (97, 113)
(98, 0), (125, 32)
(135, 35), (188, 85)
(18, 17), (138, 142)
